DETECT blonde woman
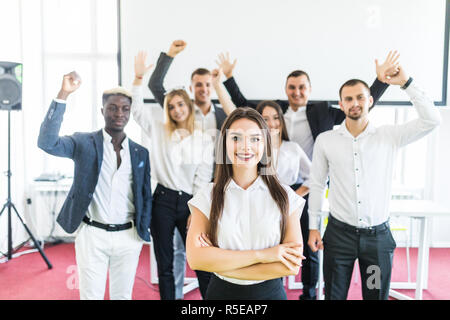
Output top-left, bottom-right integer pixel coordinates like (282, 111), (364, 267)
(131, 52), (213, 300)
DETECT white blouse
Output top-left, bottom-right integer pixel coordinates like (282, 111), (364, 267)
(284, 106), (315, 160)
(273, 140), (311, 187)
(188, 176), (305, 285)
(131, 86), (214, 195)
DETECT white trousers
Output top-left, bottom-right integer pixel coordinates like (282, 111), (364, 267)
(74, 222), (144, 300)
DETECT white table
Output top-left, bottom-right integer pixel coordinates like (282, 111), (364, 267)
(387, 200), (450, 300)
(1, 179), (75, 264)
(309, 200), (450, 300)
(28, 179), (74, 241)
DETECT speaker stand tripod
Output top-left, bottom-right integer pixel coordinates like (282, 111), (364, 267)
(0, 110), (52, 269)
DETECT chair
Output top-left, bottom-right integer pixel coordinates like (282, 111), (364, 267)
(390, 218), (412, 282)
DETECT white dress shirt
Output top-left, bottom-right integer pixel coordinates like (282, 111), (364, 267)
(188, 176), (305, 285)
(194, 103), (217, 136)
(86, 129), (135, 224)
(284, 106), (315, 160)
(131, 86), (214, 195)
(308, 81), (441, 230)
(273, 140), (311, 187)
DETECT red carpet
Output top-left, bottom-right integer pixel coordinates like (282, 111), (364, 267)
(0, 243), (449, 300)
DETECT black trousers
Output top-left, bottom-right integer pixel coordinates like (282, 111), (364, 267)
(323, 215), (396, 300)
(291, 184), (319, 298)
(206, 274), (287, 300)
(150, 184), (211, 300)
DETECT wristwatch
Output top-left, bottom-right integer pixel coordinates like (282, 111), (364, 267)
(401, 77), (413, 90)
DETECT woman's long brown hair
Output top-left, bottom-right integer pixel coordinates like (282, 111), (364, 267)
(209, 107), (289, 247)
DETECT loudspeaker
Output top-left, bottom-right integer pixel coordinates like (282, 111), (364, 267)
(0, 61), (22, 111)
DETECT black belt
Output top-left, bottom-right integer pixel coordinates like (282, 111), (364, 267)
(328, 215), (389, 235)
(82, 216), (134, 232)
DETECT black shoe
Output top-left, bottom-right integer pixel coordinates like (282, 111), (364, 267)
(299, 293), (317, 300)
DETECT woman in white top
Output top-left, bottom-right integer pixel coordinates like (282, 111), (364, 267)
(212, 69), (320, 299)
(187, 107), (305, 299)
(131, 52), (213, 300)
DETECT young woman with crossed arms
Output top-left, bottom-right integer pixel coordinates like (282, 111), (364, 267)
(211, 71), (316, 299)
(186, 107), (305, 299)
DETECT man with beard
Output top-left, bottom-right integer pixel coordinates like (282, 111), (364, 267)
(307, 65), (441, 300)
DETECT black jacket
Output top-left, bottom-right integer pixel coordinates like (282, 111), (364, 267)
(223, 76), (389, 140)
(148, 52), (227, 131)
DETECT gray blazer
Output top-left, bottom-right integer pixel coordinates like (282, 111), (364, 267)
(37, 101), (152, 241)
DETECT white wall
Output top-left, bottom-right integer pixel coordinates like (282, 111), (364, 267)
(120, 0), (447, 103)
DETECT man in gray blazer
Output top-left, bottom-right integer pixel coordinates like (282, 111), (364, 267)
(38, 71), (152, 300)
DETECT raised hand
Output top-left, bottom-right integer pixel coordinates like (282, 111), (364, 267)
(211, 68), (224, 88)
(215, 52), (237, 79)
(167, 40), (187, 58)
(383, 65), (410, 87)
(57, 71), (81, 100)
(134, 51), (154, 79)
(211, 67), (237, 115)
(375, 50), (400, 83)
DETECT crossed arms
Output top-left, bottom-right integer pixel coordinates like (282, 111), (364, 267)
(186, 205), (304, 281)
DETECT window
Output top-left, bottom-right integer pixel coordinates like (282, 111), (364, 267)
(0, 0), (128, 252)
(369, 106), (430, 199)
(40, 0), (120, 175)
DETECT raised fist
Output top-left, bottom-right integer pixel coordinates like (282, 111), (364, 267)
(57, 71), (81, 100)
(211, 68), (224, 88)
(167, 40), (187, 58)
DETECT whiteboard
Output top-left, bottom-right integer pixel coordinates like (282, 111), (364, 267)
(119, 0), (448, 105)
